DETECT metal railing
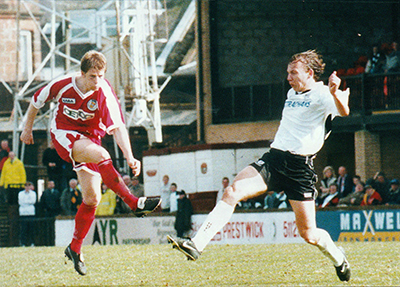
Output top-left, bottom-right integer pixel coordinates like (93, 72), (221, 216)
(212, 72), (400, 124)
(0, 216), (55, 247)
(344, 72), (400, 114)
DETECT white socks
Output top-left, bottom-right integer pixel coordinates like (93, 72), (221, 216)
(191, 200), (344, 267)
(192, 200), (235, 252)
(316, 229), (345, 266)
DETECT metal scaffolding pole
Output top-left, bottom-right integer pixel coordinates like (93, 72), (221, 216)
(13, 0), (165, 163)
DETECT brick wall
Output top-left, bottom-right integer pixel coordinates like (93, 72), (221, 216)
(354, 130), (400, 182)
(355, 130), (381, 182)
(380, 131), (400, 181)
(0, 3), (41, 82)
(212, 0), (396, 87)
(0, 17), (18, 82)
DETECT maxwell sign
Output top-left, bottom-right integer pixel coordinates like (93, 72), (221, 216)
(316, 209), (400, 242)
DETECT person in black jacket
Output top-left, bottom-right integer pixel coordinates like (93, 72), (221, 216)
(42, 142), (66, 191)
(40, 180), (61, 217)
(336, 166), (354, 198)
(174, 190), (193, 238)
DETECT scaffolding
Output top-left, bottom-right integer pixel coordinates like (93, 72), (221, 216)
(13, 0), (169, 164)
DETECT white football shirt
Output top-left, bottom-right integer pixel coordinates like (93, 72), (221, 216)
(270, 81), (340, 155)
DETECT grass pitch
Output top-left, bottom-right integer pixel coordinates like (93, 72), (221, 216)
(1, 242), (399, 286)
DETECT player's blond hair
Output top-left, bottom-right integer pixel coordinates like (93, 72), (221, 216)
(80, 50), (107, 73)
(290, 50), (325, 80)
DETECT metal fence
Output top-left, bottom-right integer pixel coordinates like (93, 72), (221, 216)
(212, 72), (400, 124)
(0, 215), (55, 247)
(345, 72), (400, 113)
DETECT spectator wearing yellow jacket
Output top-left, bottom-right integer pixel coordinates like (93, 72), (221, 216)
(0, 151), (26, 204)
(95, 183), (116, 216)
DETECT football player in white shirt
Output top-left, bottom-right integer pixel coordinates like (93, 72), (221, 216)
(168, 50), (351, 282)
(21, 51), (161, 276)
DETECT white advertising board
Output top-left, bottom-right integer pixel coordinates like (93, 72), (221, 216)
(55, 211), (304, 247)
(191, 211), (303, 245)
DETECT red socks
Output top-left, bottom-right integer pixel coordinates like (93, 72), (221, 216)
(70, 202), (96, 254)
(98, 159), (138, 210)
(70, 159), (139, 254)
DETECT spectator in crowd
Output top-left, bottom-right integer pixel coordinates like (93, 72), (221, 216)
(320, 166), (337, 196)
(0, 139), (10, 171)
(373, 171), (390, 203)
(0, 151), (27, 205)
(160, 175), (171, 212)
(131, 176), (144, 198)
(316, 188), (328, 207)
(385, 179), (400, 205)
(275, 191), (288, 209)
(361, 183), (382, 206)
(122, 174), (134, 190)
(365, 45), (385, 74)
(338, 182), (365, 206)
(169, 183), (179, 213)
(237, 199), (254, 209)
(216, 177), (230, 204)
(264, 190), (278, 209)
(95, 183), (116, 216)
(384, 41), (400, 73)
(40, 180), (61, 217)
(352, 175), (361, 192)
(336, 166), (353, 199)
(114, 175), (133, 214)
(0, 139), (10, 203)
(18, 181), (36, 246)
(174, 190), (193, 238)
(60, 179), (82, 216)
(319, 183), (340, 208)
(264, 190), (287, 209)
(115, 175), (144, 213)
(42, 141), (66, 191)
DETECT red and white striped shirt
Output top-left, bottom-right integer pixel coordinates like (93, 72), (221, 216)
(32, 73), (125, 138)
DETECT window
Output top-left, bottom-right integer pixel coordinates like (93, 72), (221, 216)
(69, 9), (96, 44)
(19, 30), (33, 80)
(97, 10), (118, 37)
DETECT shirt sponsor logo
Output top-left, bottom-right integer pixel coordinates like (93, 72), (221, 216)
(63, 106), (95, 121)
(62, 98), (76, 104)
(285, 100), (311, 108)
(87, 99), (98, 111)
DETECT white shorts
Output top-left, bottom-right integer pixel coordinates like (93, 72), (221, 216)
(50, 129), (101, 175)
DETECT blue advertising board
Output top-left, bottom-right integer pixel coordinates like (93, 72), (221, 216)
(317, 209), (400, 242)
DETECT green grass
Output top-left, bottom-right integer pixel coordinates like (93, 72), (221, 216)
(1, 242), (399, 286)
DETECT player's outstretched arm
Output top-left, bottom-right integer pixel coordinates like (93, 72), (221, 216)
(20, 102), (39, 145)
(111, 126), (141, 176)
(329, 71), (350, 116)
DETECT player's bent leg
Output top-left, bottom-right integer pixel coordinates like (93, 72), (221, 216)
(72, 139), (161, 215)
(168, 166), (267, 260)
(72, 138), (110, 164)
(222, 166), (268, 206)
(290, 200), (350, 282)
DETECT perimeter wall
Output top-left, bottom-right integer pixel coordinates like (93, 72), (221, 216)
(55, 208), (400, 246)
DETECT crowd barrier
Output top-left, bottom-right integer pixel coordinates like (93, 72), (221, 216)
(2, 206), (398, 247)
(53, 207), (400, 247)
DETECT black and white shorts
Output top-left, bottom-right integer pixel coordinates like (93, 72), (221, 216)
(250, 148), (318, 201)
